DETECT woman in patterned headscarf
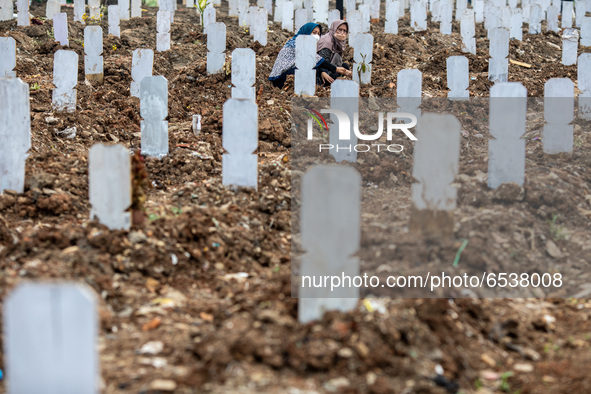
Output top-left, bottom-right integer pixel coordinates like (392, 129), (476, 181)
(315, 20), (352, 85)
(269, 22), (350, 88)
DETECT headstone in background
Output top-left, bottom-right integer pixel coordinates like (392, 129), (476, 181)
(385, 0), (399, 34)
(156, 10), (171, 51)
(327, 80), (360, 163)
(232, 48), (256, 100)
(447, 55), (469, 99)
(207, 22), (226, 74)
(397, 68), (422, 123)
(528, 4), (542, 34)
(46, 0), (60, 19)
(282, 0), (294, 32)
(298, 165), (361, 324)
(562, 28), (579, 65)
(3, 283), (99, 394)
(131, 0), (141, 18)
(358, 4), (370, 32)
(510, 10), (523, 40)
(84, 26), (103, 83)
(547, 5), (559, 33)
(328, 9), (341, 26)
(140, 76), (169, 158)
(474, 0), (484, 23)
(489, 27), (509, 83)
(17, 0), (29, 26)
(252, 8), (268, 46)
(314, 0), (328, 24)
(409, 113), (460, 236)
(562, 1), (573, 28)
(410, 0), (426, 31)
(89, 144), (131, 230)
(108, 5), (121, 38)
(119, 0), (130, 20)
(203, 6), (216, 34)
(52, 50), (78, 113)
(53, 12), (69, 46)
(578, 53), (591, 119)
(440, 3), (452, 35)
(544, 78), (574, 154)
(456, 0), (467, 20)
(370, 0), (380, 20)
(581, 17), (591, 46)
(222, 99), (258, 189)
(0, 37), (16, 78)
(294, 35), (317, 96)
(274, 0), (284, 22)
(461, 10), (476, 54)
(352, 32), (373, 85)
(0, 78), (30, 194)
(294, 8), (309, 31)
(488, 82), (527, 189)
(348, 10), (362, 45)
(130, 48), (154, 98)
(575, 0), (585, 27)
(159, 0), (174, 22)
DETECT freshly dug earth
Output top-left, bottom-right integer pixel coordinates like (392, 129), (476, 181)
(0, 3), (590, 394)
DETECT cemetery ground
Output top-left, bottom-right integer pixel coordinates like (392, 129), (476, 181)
(1, 3), (591, 393)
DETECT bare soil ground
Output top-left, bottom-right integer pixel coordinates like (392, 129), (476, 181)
(1, 3), (591, 393)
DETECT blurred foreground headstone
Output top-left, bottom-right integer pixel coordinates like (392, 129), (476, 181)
(298, 165), (360, 324)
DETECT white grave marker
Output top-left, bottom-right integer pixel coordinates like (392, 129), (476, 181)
(108, 5), (121, 38)
(140, 76), (168, 158)
(489, 27), (509, 83)
(17, 0), (29, 26)
(581, 17), (591, 46)
(298, 165), (360, 324)
(562, 1), (574, 28)
(53, 50), (78, 113)
(385, 0), (399, 34)
(461, 10), (476, 54)
(131, 0), (141, 18)
(0, 78), (30, 194)
(0, 37), (16, 78)
(397, 69), (422, 122)
(328, 9), (341, 27)
(53, 12), (69, 46)
(456, 0), (467, 20)
(578, 53), (591, 119)
(232, 48), (256, 100)
(203, 6), (216, 34)
(84, 26), (103, 83)
(474, 0), (484, 23)
(4, 283), (99, 394)
(410, 0), (427, 31)
(46, 0), (60, 19)
(488, 82), (527, 189)
(510, 11), (523, 40)
(294, 8), (308, 31)
(294, 35), (317, 96)
(447, 56), (469, 99)
(352, 33), (373, 85)
(440, 3), (452, 35)
(348, 10), (363, 44)
(562, 28), (579, 65)
(222, 99), (258, 189)
(314, 0), (328, 23)
(327, 80), (360, 163)
(130, 48), (154, 98)
(157, 10), (171, 52)
(252, 8), (268, 46)
(575, 0), (585, 27)
(282, 1), (294, 31)
(89, 0), (100, 18)
(359, 4), (370, 32)
(119, 0), (130, 20)
(89, 144), (131, 230)
(410, 113), (460, 235)
(544, 78), (574, 154)
(529, 4), (542, 34)
(547, 5), (559, 32)
(207, 22), (226, 74)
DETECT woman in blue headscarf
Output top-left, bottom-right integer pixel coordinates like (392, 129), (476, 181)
(269, 22), (350, 88)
